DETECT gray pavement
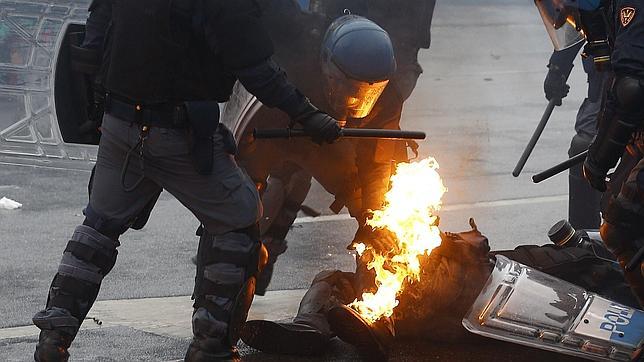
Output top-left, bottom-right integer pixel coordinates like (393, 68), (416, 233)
(0, 0), (595, 360)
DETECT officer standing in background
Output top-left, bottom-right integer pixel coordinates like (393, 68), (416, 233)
(535, 0), (644, 307)
(31, 0), (342, 361)
(543, 42), (609, 229)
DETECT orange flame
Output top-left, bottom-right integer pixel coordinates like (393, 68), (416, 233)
(349, 157), (446, 323)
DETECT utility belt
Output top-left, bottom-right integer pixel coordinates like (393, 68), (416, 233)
(108, 94), (228, 191)
(104, 93), (189, 129)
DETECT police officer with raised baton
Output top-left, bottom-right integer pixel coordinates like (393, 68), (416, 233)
(543, 42), (609, 229)
(536, 0), (644, 306)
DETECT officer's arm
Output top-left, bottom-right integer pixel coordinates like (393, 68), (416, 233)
(543, 41), (584, 104)
(200, 0), (305, 116)
(234, 59), (313, 119)
(233, 59), (341, 145)
(548, 40), (584, 73)
(82, 0), (112, 50)
(201, 0), (341, 143)
(584, 3), (644, 191)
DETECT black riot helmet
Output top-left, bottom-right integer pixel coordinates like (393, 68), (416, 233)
(320, 15), (396, 120)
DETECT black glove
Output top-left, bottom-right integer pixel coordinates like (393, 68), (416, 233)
(294, 110), (342, 145)
(544, 63), (570, 106)
(582, 155), (608, 192)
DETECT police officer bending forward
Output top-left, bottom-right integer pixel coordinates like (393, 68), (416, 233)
(31, 0), (341, 361)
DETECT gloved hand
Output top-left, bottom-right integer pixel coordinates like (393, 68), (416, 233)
(544, 63), (570, 106)
(583, 155), (608, 192)
(294, 109), (342, 145)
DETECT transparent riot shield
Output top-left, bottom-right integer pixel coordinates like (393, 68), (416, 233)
(534, 0), (585, 50)
(463, 255), (643, 361)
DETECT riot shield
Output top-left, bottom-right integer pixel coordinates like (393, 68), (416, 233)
(463, 255), (643, 361)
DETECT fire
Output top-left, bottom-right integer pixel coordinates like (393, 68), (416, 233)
(349, 157), (447, 323)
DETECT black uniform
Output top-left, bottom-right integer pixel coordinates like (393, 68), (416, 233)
(31, 0), (341, 361)
(545, 44), (610, 229)
(583, 0), (644, 307)
(544, 42), (610, 229)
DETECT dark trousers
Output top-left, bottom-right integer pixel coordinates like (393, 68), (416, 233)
(90, 113), (260, 234)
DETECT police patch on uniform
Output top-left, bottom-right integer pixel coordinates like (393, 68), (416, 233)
(621, 7), (636, 27)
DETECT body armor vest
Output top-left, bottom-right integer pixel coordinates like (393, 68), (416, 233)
(103, 0), (235, 104)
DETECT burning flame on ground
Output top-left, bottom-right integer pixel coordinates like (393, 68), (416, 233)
(349, 157), (447, 324)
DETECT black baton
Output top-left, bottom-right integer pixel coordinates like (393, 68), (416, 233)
(253, 128), (426, 140)
(532, 150), (588, 184)
(513, 98), (558, 177)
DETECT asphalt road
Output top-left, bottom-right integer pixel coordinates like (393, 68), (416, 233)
(0, 0), (596, 360)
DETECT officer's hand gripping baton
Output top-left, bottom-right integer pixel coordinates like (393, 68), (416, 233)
(532, 150), (588, 183)
(253, 128), (426, 140)
(512, 98), (558, 177)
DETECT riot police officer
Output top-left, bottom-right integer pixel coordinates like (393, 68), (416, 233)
(543, 43), (609, 229)
(582, 0), (644, 306)
(31, 0), (342, 361)
(535, 0), (644, 306)
(249, 0), (436, 295)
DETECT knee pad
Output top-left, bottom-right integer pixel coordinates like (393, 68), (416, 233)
(50, 226), (118, 317)
(569, 133), (593, 179)
(602, 196), (644, 235)
(569, 133), (593, 158)
(615, 76), (644, 118)
(193, 225), (263, 345)
(32, 307), (80, 336)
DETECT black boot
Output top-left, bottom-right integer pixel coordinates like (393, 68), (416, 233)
(184, 336), (240, 362)
(187, 227), (264, 361)
(241, 320), (328, 356)
(34, 330), (73, 362)
(241, 270), (356, 356)
(328, 304), (394, 362)
(34, 225), (119, 361)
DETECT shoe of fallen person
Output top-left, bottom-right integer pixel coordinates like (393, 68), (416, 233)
(328, 304), (394, 362)
(240, 320), (328, 356)
(184, 337), (241, 362)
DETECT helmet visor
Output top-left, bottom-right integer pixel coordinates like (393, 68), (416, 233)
(324, 62), (389, 119)
(535, 0), (585, 50)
